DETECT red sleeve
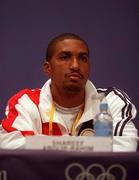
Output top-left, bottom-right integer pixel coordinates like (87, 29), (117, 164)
(2, 88), (41, 136)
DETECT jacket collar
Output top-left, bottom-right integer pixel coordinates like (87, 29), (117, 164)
(39, 79), (101, 128)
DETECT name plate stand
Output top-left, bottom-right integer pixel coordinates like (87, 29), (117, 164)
(26, 136), (112, 152)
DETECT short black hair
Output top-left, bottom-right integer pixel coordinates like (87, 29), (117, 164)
(45, 33), (89, 61)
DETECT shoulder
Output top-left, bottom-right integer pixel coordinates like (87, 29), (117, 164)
(97, 87), (137, 119)
(97, 87), (130, 100)
(8, 88), (41, 106)
(97, 87), (131, 105)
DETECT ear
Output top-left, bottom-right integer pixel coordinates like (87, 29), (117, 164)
(43, 61), (52, 77)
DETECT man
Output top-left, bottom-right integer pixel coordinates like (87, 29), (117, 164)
(0, 33), (138, 151)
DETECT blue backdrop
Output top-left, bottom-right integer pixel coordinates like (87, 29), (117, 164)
(0, 0), (139, 128)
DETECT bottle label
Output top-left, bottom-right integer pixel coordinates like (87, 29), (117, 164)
(94, 121), (112, 136)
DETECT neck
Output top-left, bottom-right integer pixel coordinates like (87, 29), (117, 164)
(51, 85), (85, 108)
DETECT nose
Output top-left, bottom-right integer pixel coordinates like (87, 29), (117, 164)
(70, 57), (80, 71)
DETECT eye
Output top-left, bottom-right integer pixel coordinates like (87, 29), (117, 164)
(59, 52), (71, 61)
(79, 55), (88, 62)
(60, 55), (69, 60)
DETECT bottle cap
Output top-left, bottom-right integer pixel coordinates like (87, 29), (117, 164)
(100, 103), (108, 111)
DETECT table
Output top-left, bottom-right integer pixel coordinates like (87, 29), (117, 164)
(0, 150), (139, 180)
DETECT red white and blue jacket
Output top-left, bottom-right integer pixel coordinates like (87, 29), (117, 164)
(0, 79), (138, 151)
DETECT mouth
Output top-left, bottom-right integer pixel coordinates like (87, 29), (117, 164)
(67, 72), (83, 81)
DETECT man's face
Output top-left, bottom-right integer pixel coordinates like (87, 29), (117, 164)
(44, 39), (90, 93)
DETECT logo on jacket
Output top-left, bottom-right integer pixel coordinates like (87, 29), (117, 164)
(79, 128), (95, 136)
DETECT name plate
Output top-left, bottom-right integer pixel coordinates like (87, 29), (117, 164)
(25, 136), (112, 152)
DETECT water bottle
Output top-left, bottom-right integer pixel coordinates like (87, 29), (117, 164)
(94, 102), (113, 136)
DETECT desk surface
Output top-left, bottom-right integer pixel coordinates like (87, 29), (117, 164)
(0, 150), (139, 180)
